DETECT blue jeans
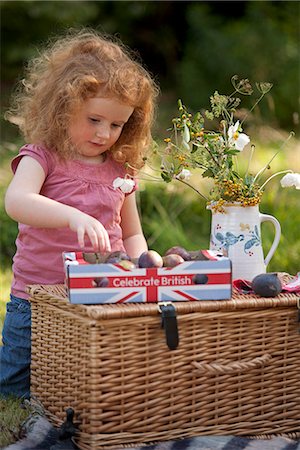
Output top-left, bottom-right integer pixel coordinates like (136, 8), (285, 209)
(0, 295), (31, 399)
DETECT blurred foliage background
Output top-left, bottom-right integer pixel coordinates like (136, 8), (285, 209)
(1, 1), (300, 312)
(1, 1), (299, 129)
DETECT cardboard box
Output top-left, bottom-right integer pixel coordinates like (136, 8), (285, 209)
(63, 250), (232, 304)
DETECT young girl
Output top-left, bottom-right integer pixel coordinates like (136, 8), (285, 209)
(0, 29), (159, 399)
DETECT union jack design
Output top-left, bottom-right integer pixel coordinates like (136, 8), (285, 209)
(64, 251), (232, 304)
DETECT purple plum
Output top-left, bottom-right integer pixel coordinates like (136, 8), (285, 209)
(252, 273), (282, 297)
(92, 277), (109, 287)
(138, 250), (163, 268)
(192, 274), (209, 285)
(105, 251), (131, 264)
(118, 260), (136, 270)
(165, 246), (191, 261)
(162, 254), (184, 267)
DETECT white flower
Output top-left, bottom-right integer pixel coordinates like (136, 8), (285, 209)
(228, 121), (250, 151)
(176, 168), (191, 181)
(65, 260), (79, 266)
(113, 177), (135, 193)
(280, 173), (300, 190)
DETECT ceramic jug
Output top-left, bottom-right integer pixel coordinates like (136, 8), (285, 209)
(208, 203), (281, 281)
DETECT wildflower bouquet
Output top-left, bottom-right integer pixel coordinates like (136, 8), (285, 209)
(149, 76), (299, 211)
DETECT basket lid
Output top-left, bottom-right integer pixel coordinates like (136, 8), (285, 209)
(28, 281), (298, 320)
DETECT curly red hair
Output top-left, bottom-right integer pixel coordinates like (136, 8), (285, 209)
(7, 29), (159, 170)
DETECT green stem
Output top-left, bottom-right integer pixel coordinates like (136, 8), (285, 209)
(177, 179), (209, 201)
(228, 88), (238, 98)
(125, 161), (164, 181)
(259, 170), (292, 191)
(222, 108), (232, 124)
(137, 172), (162, 181)
(252, 131), (294, 185)
(245, 145), (255, 179)
(234, 155), (239, 176)
(240, 93), (265, 127)
(193, 161), (212, 171)
(174, 122), (179, 148)
(190, 139), (221, 170)
(203, 143), (222, 169)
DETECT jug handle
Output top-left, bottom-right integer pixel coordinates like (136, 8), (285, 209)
(259, 214), (281, 267)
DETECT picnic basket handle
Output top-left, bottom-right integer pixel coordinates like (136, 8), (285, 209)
(191, 353), (272, 375)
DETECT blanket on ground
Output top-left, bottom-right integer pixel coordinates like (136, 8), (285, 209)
(4, 416), (300, 450)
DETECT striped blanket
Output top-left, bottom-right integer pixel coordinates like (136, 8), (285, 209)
(4, 416), (300, 450)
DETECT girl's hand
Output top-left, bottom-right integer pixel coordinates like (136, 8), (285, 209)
(68, 210), (111, 252)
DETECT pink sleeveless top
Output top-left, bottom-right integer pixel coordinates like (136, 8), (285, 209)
(10, 144), (136, 299)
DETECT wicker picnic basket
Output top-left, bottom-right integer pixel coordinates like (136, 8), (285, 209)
(28, 276), (300, 450)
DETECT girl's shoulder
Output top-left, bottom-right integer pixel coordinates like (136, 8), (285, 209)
(12, 143), (56, 176)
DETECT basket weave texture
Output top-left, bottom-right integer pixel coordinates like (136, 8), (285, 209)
(28, 277), (300, 450)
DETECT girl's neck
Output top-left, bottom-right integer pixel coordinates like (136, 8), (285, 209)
(74, 152), (107, 165)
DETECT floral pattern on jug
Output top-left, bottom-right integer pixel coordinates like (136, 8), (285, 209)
(211, 223), (262, 257)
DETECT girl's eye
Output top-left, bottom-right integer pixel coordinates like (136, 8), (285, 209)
(89, 118), (99, 123)
(112, 123), (123, 129)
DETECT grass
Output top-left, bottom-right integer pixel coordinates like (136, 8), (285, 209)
(0, 271), (30, 448)
(0, 397), (32, 448)
(0, 270), (24, 449)
(0, 268), (13, 335)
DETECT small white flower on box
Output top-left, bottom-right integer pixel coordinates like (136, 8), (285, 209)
(113, 177), (135, 194)
(228, 121), (250, 151)
(65, 260), (79, 266)
(280, 173), (300, 190)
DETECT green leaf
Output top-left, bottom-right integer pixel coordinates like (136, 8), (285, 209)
(244, 174), (255, 185)
(161, 172), (172, 183)
(202, 168), (214, 178)
(225, 149), (241, 155)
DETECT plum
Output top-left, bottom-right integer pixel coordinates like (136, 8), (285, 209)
(118, 259), (136, 270)
(92, 277), (109, 287)
(105, 251), (131, 264)
(192, 274), (209, 285)
(164, 246), (191, 261)
(252, 273), (282, 297)
(162, 254), (185, 267)
(138, 250), (163, 268)
(83, 253), (99, 264)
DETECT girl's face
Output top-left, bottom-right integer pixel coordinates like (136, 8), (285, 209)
(68, 96), (134, 163)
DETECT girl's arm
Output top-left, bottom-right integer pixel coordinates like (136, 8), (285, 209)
(120, 192), (148, 258)
(5, 156), (111, 252)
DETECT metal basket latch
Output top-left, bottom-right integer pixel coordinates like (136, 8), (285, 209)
(158, 302), (179, 350)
